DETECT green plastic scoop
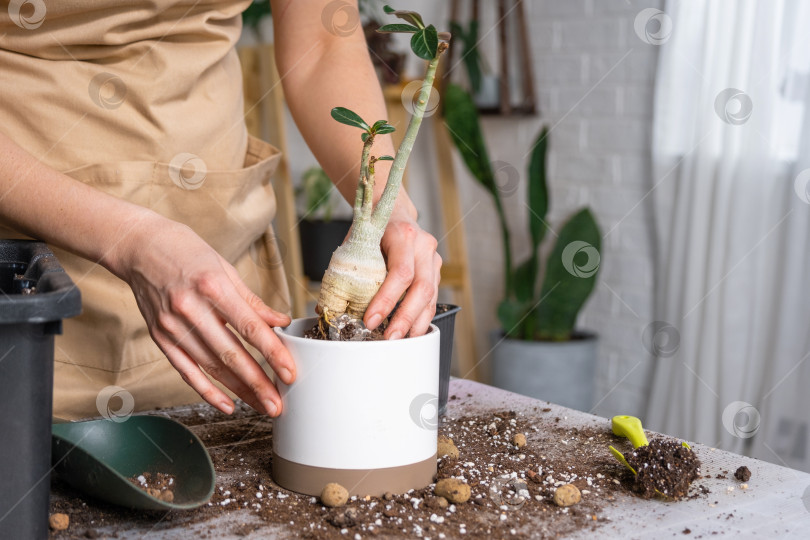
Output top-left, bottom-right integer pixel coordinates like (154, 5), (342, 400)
(52, 416), (215, 510)
(608, 415), (691, 494)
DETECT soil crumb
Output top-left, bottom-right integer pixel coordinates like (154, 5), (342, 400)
(304, 314), (387, 341)
(128, 472), (176, 503)
(623, 439), (701, 499)
(734, 466), (751, 482)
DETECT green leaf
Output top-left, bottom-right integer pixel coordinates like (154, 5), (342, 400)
(377, 23), (419, 33)
(513, 255), (538, 303)
(383, 5), (425, 28)
(361, 132), (370, 142)
(299, 167), (333, 220)
(375, 124), (396, 135)
(371, 120), (389, 131)
(377, 155), (394, 161)
(498, 299), (530, 339)
(527, 127), (549, 251)
(394, 10), (424, 28)
(410, 25), (439, 60)
(443, 84), (496, 196)
(331, 107), (370, 131)
(533, 209), (601, 340)
(451, 20), (482, 94)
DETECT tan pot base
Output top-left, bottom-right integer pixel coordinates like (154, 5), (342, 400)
(272, 453), (437, 497)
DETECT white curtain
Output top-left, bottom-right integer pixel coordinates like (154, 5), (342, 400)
(647, 0), (810, 471)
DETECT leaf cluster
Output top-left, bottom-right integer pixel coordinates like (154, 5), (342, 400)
(377, 5), (451, 60)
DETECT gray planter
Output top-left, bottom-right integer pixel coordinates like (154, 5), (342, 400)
(490, 330), (598, 412)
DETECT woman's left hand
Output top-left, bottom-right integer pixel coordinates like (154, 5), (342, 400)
(363, 212), (442, 339)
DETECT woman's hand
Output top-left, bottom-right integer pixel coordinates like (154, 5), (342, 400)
(112, 214), (295, 417)
(364, 211), (442, 339)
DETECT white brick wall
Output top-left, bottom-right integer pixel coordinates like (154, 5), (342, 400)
(410, 0), (664, 417)
(276, 0), (665, 418)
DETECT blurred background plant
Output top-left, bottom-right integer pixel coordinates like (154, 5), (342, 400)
(296, 166), (342, 222)
(443, 83), (601, 341)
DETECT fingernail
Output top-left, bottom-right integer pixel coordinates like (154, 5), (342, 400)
(367, 313), (382, 329)
(264, 400), (278, 417)
(220, 401), (234, 414)
(388, 330), (403, 341)
(279, 367), (293, 384)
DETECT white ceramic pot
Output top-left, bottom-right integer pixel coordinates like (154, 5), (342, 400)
(491, 330), (598, 412)
(272, 317), (440, 497)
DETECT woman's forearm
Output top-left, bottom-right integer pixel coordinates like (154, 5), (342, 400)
(270, 0), (418, 221)
(0, 130), (158, 277)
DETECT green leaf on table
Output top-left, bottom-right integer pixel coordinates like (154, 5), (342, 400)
(377, 155), (394, 161)
(331, 107), (370, 131)
(410, 25), (439, 60)
(377, 23), (419, 33)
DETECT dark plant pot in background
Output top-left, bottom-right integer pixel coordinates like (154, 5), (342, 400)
(431, 304), (461, 416)
(0, 241), (81, 540)
(298, 219), (353, 282)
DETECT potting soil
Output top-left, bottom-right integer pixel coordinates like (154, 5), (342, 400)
(49, 395), (716, 539)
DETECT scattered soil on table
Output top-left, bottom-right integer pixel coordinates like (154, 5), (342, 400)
(734, 466), (751, 482)
(622, 439), (701, 500)
(128, 472), (176, 503)
(49, 400), (710, 539)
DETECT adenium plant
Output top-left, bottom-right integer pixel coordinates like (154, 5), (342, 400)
(316, 6), (449, 338)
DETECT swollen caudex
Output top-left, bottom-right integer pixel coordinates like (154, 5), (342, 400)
(318, 241), (387, 320)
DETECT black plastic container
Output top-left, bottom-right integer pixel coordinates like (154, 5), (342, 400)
(0, 241), (81, 540)
(431, 304), (461, 416)
(298, 219), (352, 281)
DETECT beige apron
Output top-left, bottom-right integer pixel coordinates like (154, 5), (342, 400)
(0, 1), (290, 419)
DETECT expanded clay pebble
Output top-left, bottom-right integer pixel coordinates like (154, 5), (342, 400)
(553, 484), (581, 507)
(321, 483), (349, 508)
(437, 435), (460, 459)
(434, 478), (471, 504)
(513, 433), (527, 448)
(49, 513), (69, 531)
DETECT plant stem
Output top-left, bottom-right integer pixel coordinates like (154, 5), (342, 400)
(371, 49), (444, 230)
(353, 137), (374, 220)
(362, 158), (376, 219)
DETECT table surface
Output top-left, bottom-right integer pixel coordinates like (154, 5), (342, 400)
(50, 380), (810, 539)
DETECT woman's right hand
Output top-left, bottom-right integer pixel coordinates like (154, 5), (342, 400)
(111, 214), (295, 417)
(0, 133), (293, 415)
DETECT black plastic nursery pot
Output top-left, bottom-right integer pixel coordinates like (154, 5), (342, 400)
(298, 219), (352, 281)
(0, 240), (81, 540)
(431, 304), (461, 416)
